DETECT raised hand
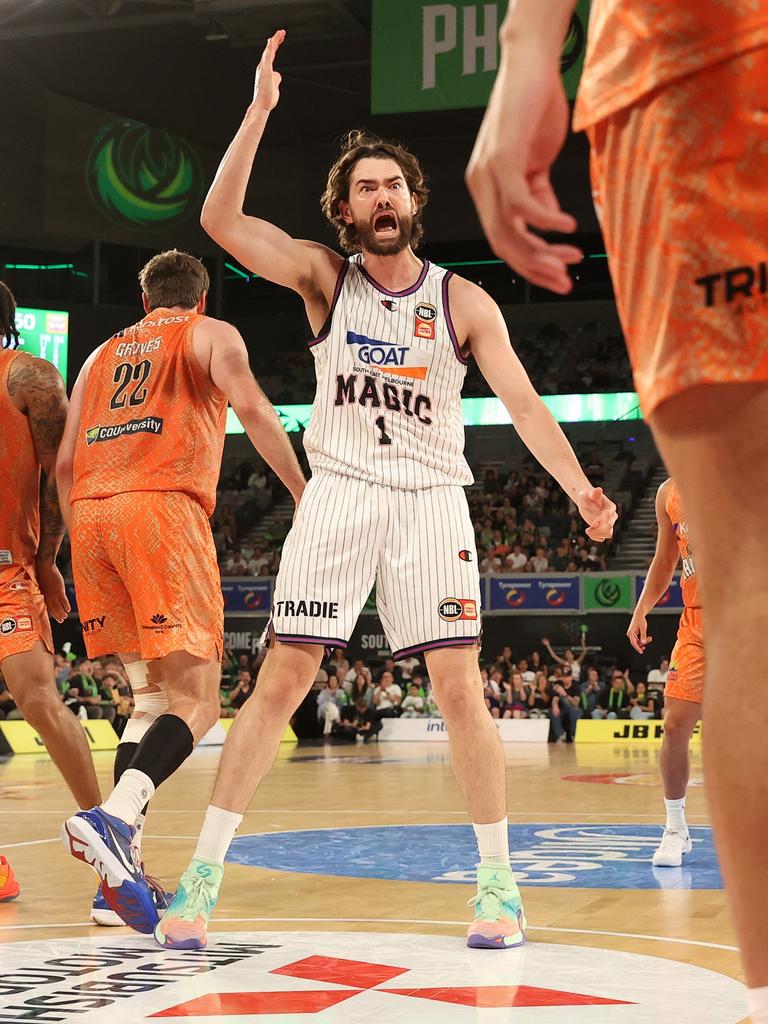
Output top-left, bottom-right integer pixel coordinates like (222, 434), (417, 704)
(253, 29), (286, 112)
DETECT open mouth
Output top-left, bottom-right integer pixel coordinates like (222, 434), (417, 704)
(373, 211), (398, 236)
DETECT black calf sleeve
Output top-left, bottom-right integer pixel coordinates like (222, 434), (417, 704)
(114, 742), (138, 786)
(128, 714), (194, 789)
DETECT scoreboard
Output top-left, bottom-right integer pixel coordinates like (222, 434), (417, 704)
(6, 307), (69, 381)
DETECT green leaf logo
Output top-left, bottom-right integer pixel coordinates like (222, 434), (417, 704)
(595, 579), (621, 607)
(86, 119), (203, 230)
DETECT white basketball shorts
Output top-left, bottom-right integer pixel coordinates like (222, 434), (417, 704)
(270, 471), (481, 658)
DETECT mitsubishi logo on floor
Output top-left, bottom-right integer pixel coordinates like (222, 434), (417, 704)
(0, 931), (746, 1022)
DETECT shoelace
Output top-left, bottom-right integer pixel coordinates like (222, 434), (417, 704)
(145, 872), (170, 906)
(467, 884), (511, 920)
(176, 874), (215, 922)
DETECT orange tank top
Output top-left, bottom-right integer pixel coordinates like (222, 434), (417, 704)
(0, 349), (41, 568)
(574, 1), (768, 131)
(71, 309), (227, 516)
(665, 479), (700, 609)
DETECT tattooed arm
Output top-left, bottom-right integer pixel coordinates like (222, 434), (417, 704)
(8, 355), (71, 621)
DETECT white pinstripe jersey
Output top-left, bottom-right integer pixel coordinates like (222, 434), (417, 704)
(303, 256), (473, 490)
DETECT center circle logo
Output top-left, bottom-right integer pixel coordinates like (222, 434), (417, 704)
(226, 823), (723, 890)
(595, 578), (621, 606)
(86, 119), (203, 229)
(0, 931), (746, 1023)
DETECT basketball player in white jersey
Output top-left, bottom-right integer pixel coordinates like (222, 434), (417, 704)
(156, 30), (617, 951)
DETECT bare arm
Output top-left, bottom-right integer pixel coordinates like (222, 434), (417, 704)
(627, 481), (679, 653)
(56, 362), (90, 536)
(200, 30), (341, 324)
(8, 356), (70, 621)
(466, 1), (580, 292)
(460, 279), (617, 541)
(207, 321), (306, 505)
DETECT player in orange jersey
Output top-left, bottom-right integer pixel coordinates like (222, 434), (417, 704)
(56, 250), (306, 935)
(0, 282), (103, 908)
(467, 0), (768, 1008)
(628, 479), (702, 868)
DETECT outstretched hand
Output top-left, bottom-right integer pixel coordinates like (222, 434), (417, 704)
(576, 486), (618, 542)
(466, 53), (582, 294)
(253, 29), (286, 112)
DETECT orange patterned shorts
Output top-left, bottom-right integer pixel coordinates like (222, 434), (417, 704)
(70, 492), (222, 662)
(589, 46), (768, 417)
(666, 606), (704, 704)
(0, 565), (53, 663)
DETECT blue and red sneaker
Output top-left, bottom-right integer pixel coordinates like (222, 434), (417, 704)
(61, 807), (160, 934)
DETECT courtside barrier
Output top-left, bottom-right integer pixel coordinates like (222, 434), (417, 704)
(198, 719), (297, 747)
(575, 719), (702, 745)
(0, 719), (118, 755)
(379, 718), (549, 743)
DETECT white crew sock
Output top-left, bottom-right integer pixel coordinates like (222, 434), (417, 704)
(102, 769), (155, 827)
(194, 805), (244, 865)
(748, 986), (768, 1022)
(664, 797), (688, 833)
(473, 817), (510, 867)
(133, 812), (146, 853)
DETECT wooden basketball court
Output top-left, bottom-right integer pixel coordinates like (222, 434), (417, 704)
(0, 740), (747, 1023)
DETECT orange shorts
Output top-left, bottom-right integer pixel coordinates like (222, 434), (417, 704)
(0, 565), (53, 663)
(666, 606), (704, 704)
(588, 47), (768, 417)
(70, 491), (223, 662)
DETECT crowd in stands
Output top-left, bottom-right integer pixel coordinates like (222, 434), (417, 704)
(469, 452), (615, 574)
(0, 639), (670, 746)
(256, 320), (634, 405)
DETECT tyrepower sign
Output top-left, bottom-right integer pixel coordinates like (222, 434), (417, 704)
(371, 0), (591, 114)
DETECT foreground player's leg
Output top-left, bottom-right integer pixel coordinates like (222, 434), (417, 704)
(653, 696), (700, 867)
(0, 855), (19, 902)
(64, 650), (220, 933)
(426, 647), (525, 949)
(91, 661), (172, 927)
(156, 641), (322, 949)
(2, 642), (101, 810)
(652, 382), (768, 988)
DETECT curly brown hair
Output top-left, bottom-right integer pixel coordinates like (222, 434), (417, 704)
(320, 130), (430, 253)
(139, 249), (210, 310)
(0, 281), (19, 350)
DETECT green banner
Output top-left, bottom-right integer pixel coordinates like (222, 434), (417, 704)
(372, 0), (590, 114)
(583, 575), (634, 612)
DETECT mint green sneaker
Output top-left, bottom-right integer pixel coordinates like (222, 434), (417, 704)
(466, 863), (527, 949)
(154, 858), (223, 950)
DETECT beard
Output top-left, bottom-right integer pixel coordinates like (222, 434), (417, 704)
(355, 210), (414, 256)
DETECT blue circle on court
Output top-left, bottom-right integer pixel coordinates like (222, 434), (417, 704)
(227, 823), (722, 890)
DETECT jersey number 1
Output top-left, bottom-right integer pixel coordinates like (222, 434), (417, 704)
(110, 360), (152, 410)
(375, 416), (392, 446)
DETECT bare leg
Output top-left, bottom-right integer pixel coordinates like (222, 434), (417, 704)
(651, 381), (768, 986)
(2, 642), (101, 809)
(210, 641), (322, 813)
(150, 650), (221, 744)
(659, 696), (701, 800)
(426, 647), (506, 823)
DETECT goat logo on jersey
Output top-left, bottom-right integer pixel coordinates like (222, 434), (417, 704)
(346, 331), (430, 381)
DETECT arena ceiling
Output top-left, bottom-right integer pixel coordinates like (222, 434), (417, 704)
(0, 0), (491, 149)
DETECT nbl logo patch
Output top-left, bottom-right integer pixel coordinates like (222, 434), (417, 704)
(1, 618), (17, 635)
(438, 598), (478, 622)
(414, 302), (437, 340)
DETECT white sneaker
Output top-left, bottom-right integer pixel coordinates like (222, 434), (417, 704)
(652, 828), (692, 867)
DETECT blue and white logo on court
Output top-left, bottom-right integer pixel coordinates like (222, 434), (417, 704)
(227, 823), (722, 889)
